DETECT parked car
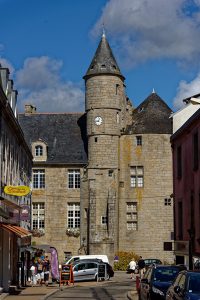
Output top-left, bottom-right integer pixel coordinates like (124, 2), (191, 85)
(72, 258), (114, 279)
(139, 264), (187, 300)
(62, 259), (114, 282)
(73, 261), (99, 282)
(144, 258), (162, 267)
(65, 254), (109, 264)
(166, 270), (200, 299)
(104, 262), (114, 279)
(194, 259), (200, 270)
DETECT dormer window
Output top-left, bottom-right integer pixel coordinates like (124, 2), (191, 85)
(32, 140), (47, 162)
(35, 145), (43, 156)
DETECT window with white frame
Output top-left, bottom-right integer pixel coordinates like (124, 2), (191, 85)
(67, 203), (80, 228)
(35, 145), (43, 156)
(127, 222), (137, 230)
(68, 169), (80, 189)
(126, 202), (138, 231)
(32, 202), (45, 229)
(33, 169), (45, 188)
(130, 166), (144, 188)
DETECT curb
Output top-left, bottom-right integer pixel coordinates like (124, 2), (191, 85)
(127, 290), (138, 300)
(43, 288), (59, 300)
(0, 294), (8, 300)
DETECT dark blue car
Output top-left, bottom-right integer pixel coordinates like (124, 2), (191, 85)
(139, 264), (187, 300)
(166, 270), (200, 300)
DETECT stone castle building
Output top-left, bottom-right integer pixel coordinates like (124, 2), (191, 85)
(19, 33), (174, 264)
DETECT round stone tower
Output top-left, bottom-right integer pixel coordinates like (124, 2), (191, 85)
(82, 33), (126, 261)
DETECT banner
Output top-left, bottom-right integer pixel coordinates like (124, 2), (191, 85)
(4, 185), (30, 197)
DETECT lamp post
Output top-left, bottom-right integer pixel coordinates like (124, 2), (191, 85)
(188, 228), (195, 270)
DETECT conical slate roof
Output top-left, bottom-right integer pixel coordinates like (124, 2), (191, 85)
(84, 33), (124, 79)
(126, 92), (173, 134)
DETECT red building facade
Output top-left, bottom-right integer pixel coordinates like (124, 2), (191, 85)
(171, 108), (200, 269)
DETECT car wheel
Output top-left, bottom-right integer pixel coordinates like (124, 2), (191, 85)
(95, 275), (98, 282)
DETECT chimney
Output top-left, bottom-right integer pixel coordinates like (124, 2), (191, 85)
(6, 79), (13, 103)
(11, 90), (18, 117)
(0, 68), (9, 94)
(25, 104), (37, 114)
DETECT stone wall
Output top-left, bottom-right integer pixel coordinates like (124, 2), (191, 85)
(118, 134), (174, 263)
(32, 165), (82, 263)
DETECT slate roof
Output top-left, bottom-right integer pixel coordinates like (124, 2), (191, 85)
(126, 92), (173, 134)
(18, 113), (88, 165)
(83, 33), (124, 80)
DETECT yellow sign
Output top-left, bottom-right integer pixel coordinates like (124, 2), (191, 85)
(4, 186), (30, 197)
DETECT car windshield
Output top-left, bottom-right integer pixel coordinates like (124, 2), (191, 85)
(188, 274), (200, 294)
(153, 267), (180, 282)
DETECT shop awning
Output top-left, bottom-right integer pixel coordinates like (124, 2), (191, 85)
(0, 207), (9, 219)
(0, 197), (21, 209)
(0, 223), (32, 238)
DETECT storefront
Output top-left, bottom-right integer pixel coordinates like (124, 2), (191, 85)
(0, 223), (31, 291)
(174, 241), (190, 267)
(26, 244), (60, 282)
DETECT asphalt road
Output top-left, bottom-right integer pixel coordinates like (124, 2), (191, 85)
(48, 271), (136, 300)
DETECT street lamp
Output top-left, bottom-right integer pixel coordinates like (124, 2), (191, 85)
(188, 228), (195, 270)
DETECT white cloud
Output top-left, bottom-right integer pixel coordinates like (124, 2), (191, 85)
(91, 0), (200, 67)
(0, 44), (15, 75)
(15, 56), (84, 113)
(173, 73), (200, 109)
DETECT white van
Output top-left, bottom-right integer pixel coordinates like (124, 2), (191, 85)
(65, 255), (109, 265)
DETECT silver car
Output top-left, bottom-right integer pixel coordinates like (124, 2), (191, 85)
(73, 261), (99, 281)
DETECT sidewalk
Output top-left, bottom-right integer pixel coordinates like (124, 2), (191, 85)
(0, 284), (59, 300)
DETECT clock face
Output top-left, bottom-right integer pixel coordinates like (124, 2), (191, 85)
(94, 116), (103, 125)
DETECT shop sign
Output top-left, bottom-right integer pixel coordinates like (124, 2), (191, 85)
(21, 205), (30, 220)
(4, 186), (30, 197)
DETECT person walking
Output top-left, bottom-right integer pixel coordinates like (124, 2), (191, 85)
(29, 258), (37, 286)
(128, 258), (136, 279)
(43, 255), (51, 286)
(36, 257), (44, 285)
(138, 256), (146, 278)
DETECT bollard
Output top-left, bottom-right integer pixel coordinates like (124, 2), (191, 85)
(136, 275), (140, 292)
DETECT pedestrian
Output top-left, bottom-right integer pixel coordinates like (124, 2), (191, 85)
(43, 255), (51, 286)
(138, 256), (146, 278)
(36, 257), (44, 285)
(29, 258), (37, 286)
(128, 258), (136, 279)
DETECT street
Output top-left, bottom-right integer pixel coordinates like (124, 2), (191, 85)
(48, 271), (136, 300)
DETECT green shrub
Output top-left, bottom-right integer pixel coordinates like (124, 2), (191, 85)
(113, 251), (139, 271)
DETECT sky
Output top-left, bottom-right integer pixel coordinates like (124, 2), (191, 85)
(1, 0), (200, 113)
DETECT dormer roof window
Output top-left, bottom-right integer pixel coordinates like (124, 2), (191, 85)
(32, 140), (47, 162)
(35, 145), (43, 156)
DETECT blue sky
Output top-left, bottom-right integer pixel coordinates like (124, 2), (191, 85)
(1, 0), (200, 113)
